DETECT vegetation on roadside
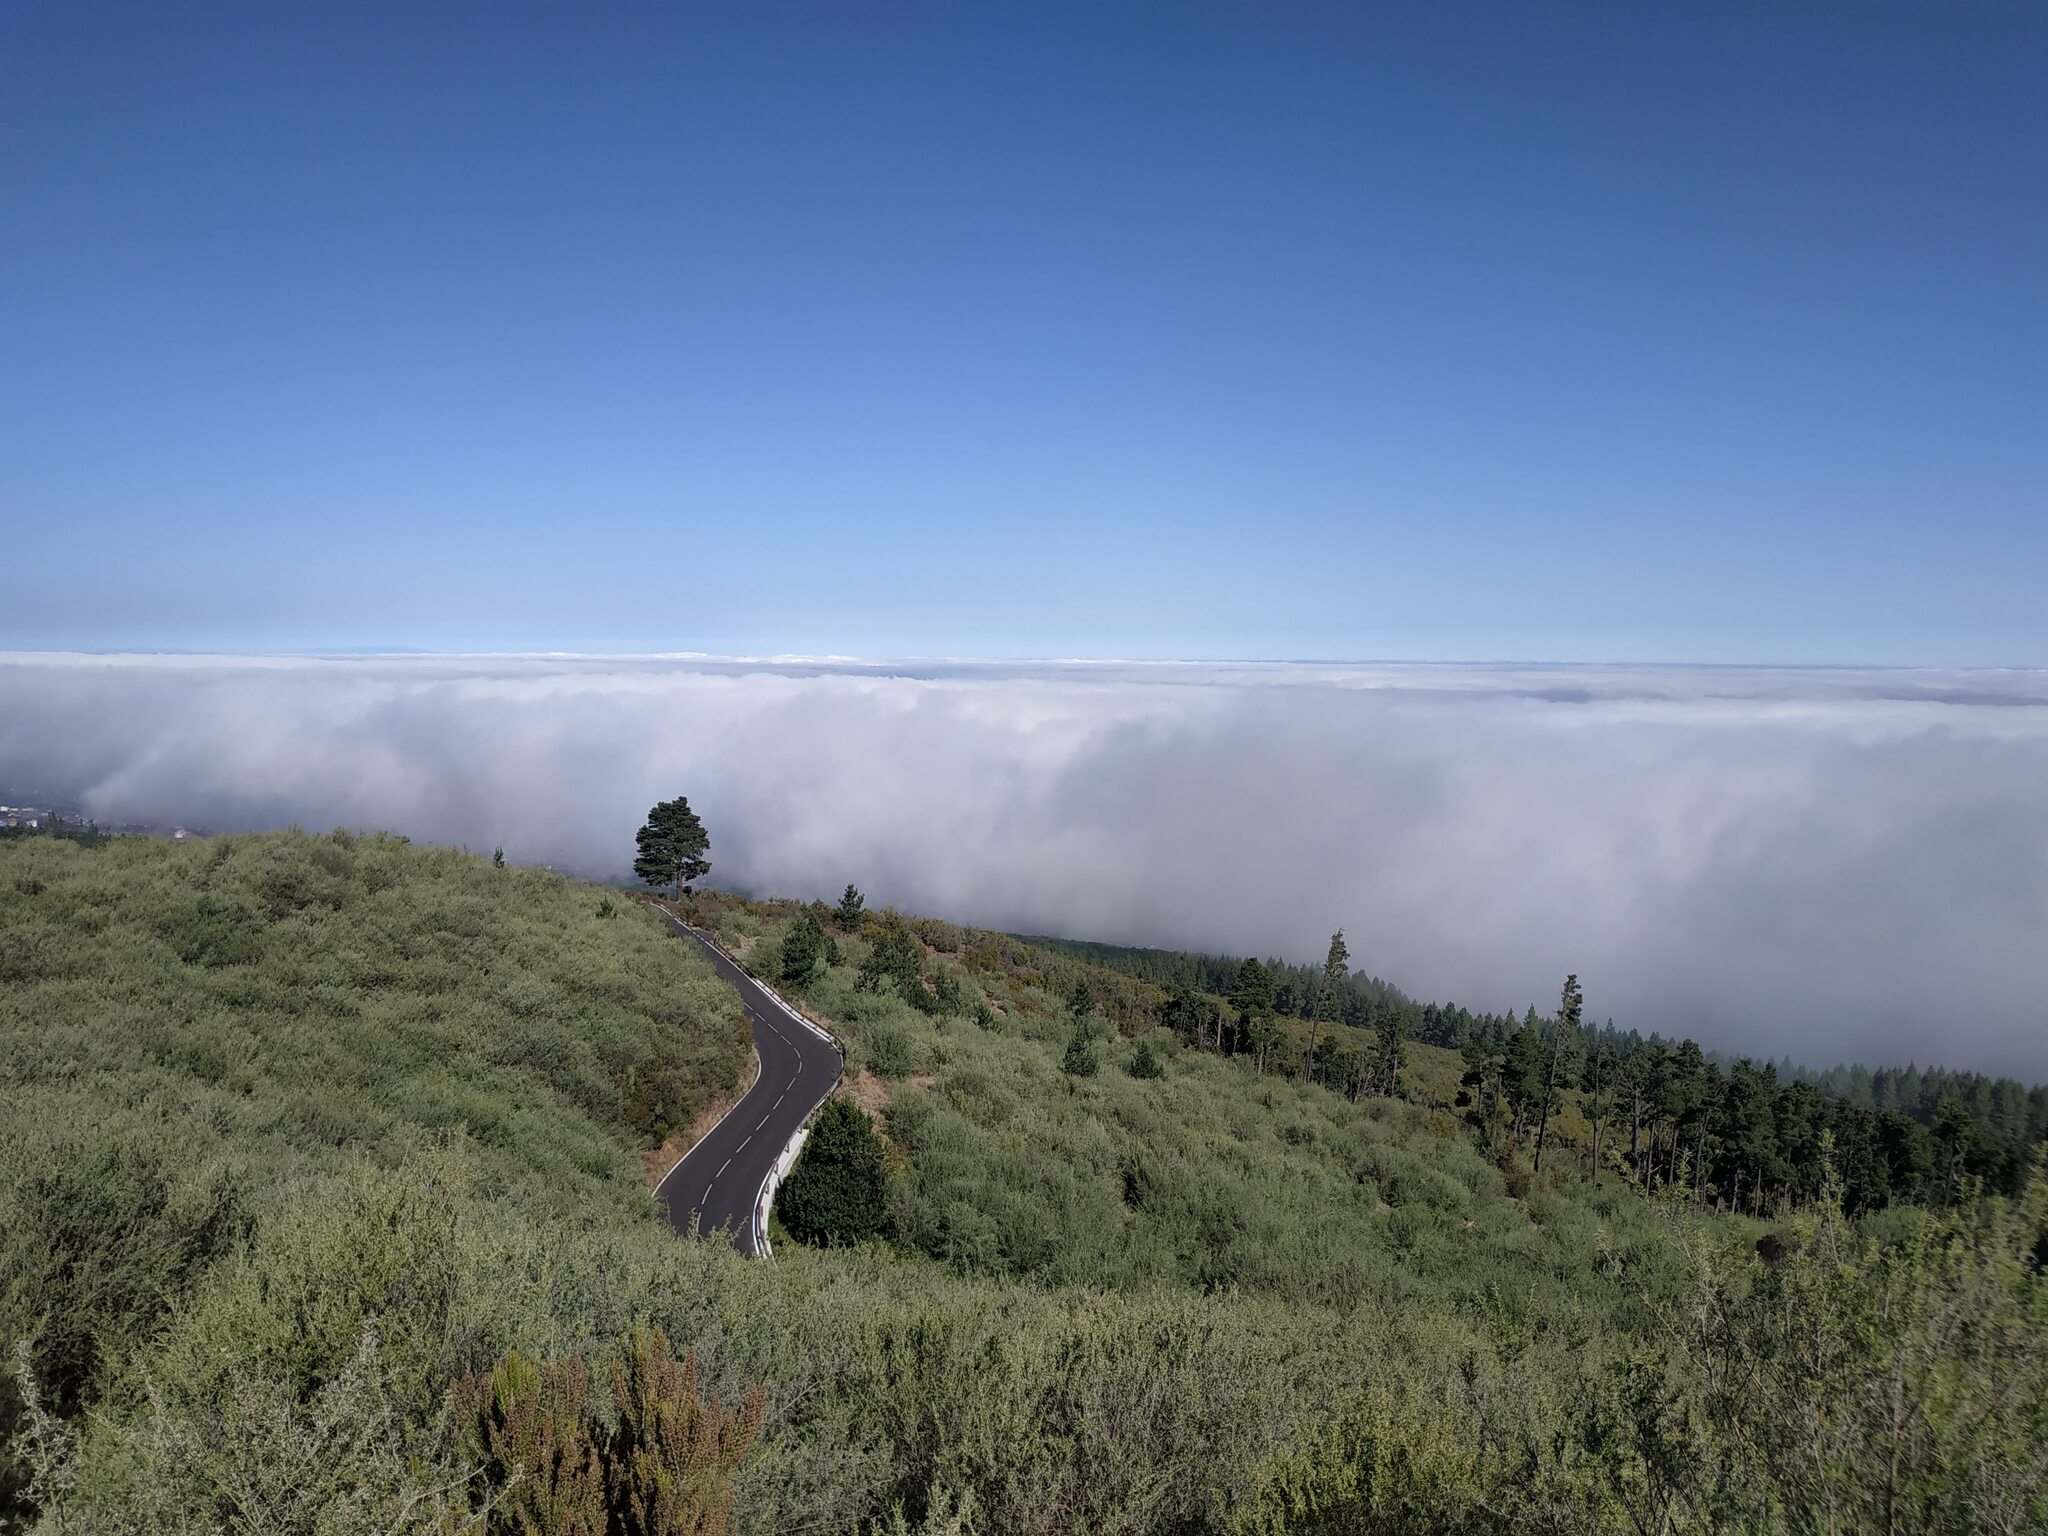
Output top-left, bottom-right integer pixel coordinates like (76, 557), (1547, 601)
(4, 834), (2045, 1534)
(774, 1099), (888, 1248)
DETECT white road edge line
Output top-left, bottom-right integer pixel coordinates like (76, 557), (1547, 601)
(654, 905), (844, 1260)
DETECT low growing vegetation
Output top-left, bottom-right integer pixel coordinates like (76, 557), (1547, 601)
(3, 837), (2044, 1534)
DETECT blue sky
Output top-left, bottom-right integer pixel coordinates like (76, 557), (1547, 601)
(4, 2), (2044, 662)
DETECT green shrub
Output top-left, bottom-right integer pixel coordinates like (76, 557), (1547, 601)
(775, 1099), (888, 1248)
(861, 1021), (918, 1080)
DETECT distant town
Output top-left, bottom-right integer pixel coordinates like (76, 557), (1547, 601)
(0, 798), (202, 841)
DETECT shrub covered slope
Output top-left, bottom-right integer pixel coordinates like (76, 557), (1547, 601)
(2, 837), (2043, 1534)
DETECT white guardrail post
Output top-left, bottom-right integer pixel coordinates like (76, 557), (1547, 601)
(657, 904), (845, 1262)
(754, 1127), (807, 1259)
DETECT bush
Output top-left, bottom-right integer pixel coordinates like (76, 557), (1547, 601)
(775, 1099), (888, 1247)
(861, 1021), (918, 1080)
(451, 1322), (761, 1536)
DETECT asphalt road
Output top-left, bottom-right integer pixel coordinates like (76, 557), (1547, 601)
(653, 910), (843, 1256)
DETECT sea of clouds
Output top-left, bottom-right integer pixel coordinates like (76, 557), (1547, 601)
(4, 653), (2045, 1077)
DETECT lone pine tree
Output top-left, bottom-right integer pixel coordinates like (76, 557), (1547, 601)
(633, 797), (711, 899)
(779, 912), (824, 984)
(833, 884), (866, 929)
(1533, 973), (1583, 1173)
(1303, 929), (1349, 1084)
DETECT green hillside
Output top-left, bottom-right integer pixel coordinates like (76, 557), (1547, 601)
(3, 835), (2044, 1535)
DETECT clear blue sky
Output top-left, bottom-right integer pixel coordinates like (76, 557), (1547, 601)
(4, 2), (2043, 662)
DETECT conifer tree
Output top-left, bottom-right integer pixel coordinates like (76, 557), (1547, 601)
(856, 911), (922, 995)
(1503, 1021), (1548, 1141)
(833, 884), (866, 930)
(1583, 1038), (1619, 1185)
(633, 797), (711, 898)
(1458, 1038), (1506, 1144)
(1062, 1024), (1099, 1078)
(778, 912), (824, 984)
(1067, 977), (1093, 1021)
(1128, 1036), (1163, 1079)
(1533, 974), (1582, 1173)
(1303, 929), (1349, 1084)
(1228, 957), (1274, 1058)
(1365, 1010), (1406, 1099)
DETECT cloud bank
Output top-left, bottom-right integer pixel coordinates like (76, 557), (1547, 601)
(4, 653), (2045, 1077)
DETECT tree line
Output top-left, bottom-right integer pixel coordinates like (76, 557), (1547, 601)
(1049, 930), (2046, 1211)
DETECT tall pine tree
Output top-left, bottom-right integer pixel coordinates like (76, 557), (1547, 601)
(633, 797), (711, 898)
(1303, 930), (1349, 1084)
(1532, 974), (1581, 1173)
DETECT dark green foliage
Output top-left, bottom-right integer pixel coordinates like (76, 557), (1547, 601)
(778, 911), (824, 985)
(833, 884), (866, 930)
(775, 1099), (888, 1247)
(1301, 929), (1349, 1083)
(493, 845), (505, 868)
(634, 797), (711, 897)
(1362, 1013), (1404, 1100)
(1061, 1025), (1099, 1078)
(856, 912), (923, 996)
(597, 896), (619, 918)
(1228, 957), (1275, 1036)
(0, 814), (113, 848)
(1532, 974), (1581, 1172)
(1127, 1037), (1163, 1079)
(1015, 937), (2039, 1204)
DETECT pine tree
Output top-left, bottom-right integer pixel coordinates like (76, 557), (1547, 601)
(1503, 1022), (1548, 1142)
(1303, 929), (1349, 1084)
(1067, 977), (1094, 1021)
(856, 911), (922, 996)
(833, 884), (866, 930)
(492, 845), (505, 868)
(1128, 1036), (1163, 1079)
(1458, 1038), (1505, 1144)
(633, 797), (711, 898)
(1932, 1097), (1974, 1206)
(1062, 1025), (1099, 1078)
(1532, 974), (1582, 1173)
(778, 912), (824, 984)
(1583, 1040), (1618, 1185)
(1162, 981), (1204, 1047)
(1365, 1010), (1406, 1099)
(1227, 958), (1274, 1059)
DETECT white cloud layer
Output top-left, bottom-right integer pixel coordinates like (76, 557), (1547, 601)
(5, 653), (2046, 1077)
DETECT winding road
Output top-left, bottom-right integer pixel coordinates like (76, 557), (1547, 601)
(653, 909), (843, 1256)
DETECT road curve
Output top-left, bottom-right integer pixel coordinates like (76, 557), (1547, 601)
(653, 909), (843, 1256)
